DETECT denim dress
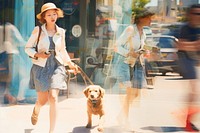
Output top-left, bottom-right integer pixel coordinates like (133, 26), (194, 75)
(29, 37), (68, 92)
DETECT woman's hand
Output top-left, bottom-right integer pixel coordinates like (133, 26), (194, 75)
(126, 50), (138, 58)
(68, 62), (79, 75)
(34, 51), (51, 59)
(196, 39), (200, 50)
(113, 44), (118, 52)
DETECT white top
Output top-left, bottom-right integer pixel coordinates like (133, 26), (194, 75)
(25, 24), (71, 67)
(116, 24), (146, 57)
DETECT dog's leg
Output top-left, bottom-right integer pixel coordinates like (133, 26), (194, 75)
(86, 111), (92, 128)
(97, 114), (105, 132)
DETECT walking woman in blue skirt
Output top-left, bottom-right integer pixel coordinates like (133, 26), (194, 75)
(25, 3), (78, 133)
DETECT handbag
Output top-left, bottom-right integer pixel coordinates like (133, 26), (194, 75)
(124, 36), (139, 67)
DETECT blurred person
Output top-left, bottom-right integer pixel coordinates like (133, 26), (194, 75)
(0, 23), (23, 104)
(25, 3), (78, 133)
(0, 49), (15, 104)
(113, 8), (154, 128)
(3, 23), (30, 104)
(177, 4), (200, 132)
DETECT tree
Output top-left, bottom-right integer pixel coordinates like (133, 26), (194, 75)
(132, 0), (150, 15)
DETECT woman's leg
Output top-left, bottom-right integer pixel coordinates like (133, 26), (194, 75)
(117, 86), (141, 130)
(123, 87), (140, 120)
(35, 91), (49, 114)
(48, 89), (59, 133)
(185, 80), (200, 131)
(31, 91), (48, 125)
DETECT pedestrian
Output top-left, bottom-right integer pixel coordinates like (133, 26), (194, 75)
(25, 2), (78, 133)
(113, 8), (154, 128)
(177, 4), (200, 132)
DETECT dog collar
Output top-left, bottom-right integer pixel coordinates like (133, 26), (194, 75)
(91, 100), (98, 107)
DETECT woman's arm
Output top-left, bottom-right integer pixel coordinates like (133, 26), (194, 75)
(60, 29), (71, 65)
(24, 26), (40, 58)
(60, 29), (78, 72)
(114, 25), (134, 56)
(177, 39), (200, 51)
(25, 26), (50, 59)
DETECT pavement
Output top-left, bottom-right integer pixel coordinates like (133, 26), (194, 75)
(0, 77), (200, 133)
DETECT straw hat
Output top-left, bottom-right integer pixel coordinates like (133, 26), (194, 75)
(36, 2), (64, 20)
(134, 8), (154, 20)
(133, 8), (155, 24)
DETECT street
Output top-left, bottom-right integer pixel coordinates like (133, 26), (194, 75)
(0, 74), (200, 133)
(1, 0), (200, 133)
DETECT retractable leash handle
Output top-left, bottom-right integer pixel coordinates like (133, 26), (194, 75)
(77, 66), (94, 85)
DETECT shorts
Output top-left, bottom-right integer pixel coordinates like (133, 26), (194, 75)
(177, 52), (197, 79)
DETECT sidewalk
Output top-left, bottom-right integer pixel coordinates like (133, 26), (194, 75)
(0, 80), (200, 133)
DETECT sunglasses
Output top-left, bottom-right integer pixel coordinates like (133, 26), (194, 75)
(191, 12), (200, 15)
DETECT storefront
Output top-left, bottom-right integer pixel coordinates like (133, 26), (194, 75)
(36, 0), (133, 89)
(84, 0), (133, 88)
(0, 0), (133, 101)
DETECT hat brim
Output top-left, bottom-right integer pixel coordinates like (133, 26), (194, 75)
(36, 7), (64, 20)
(136, 12), (155, 19)
(134, 8), (155, 19)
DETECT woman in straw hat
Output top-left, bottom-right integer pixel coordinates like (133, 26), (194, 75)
(25, 2), (78, 133)
(113, 8), (154, 129)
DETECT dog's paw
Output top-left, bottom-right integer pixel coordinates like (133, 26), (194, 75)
(86, 124), (92, 128)
(97, 126), (104, 132)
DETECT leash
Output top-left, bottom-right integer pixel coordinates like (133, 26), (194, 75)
(77, 66), (94, 86)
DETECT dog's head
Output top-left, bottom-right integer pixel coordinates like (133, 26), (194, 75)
(83, 85), (105, 100)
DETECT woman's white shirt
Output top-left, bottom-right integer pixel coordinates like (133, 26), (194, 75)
(116, 24), (146, 57)
(25, 24), (71, 67)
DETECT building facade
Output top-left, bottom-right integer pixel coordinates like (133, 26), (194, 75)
(1, 0), (198, 98)
(0, 0), (134, 97)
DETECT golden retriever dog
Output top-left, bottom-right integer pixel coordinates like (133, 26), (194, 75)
(83, 85), (105, 132)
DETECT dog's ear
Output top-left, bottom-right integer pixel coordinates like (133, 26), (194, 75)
(99, 87), (105, 98)
(83, 87), (89, 98)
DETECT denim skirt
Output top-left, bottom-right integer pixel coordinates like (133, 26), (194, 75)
(29, 52), (68, 92)
(112, 53), (146, 89)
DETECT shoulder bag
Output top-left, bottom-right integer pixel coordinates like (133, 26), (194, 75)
(35, 26), (42, 52)
(124, 36), (139, 67)
(29, 26), (41, 59)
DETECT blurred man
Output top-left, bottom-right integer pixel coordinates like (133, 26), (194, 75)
(177, 4), (200, 132)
